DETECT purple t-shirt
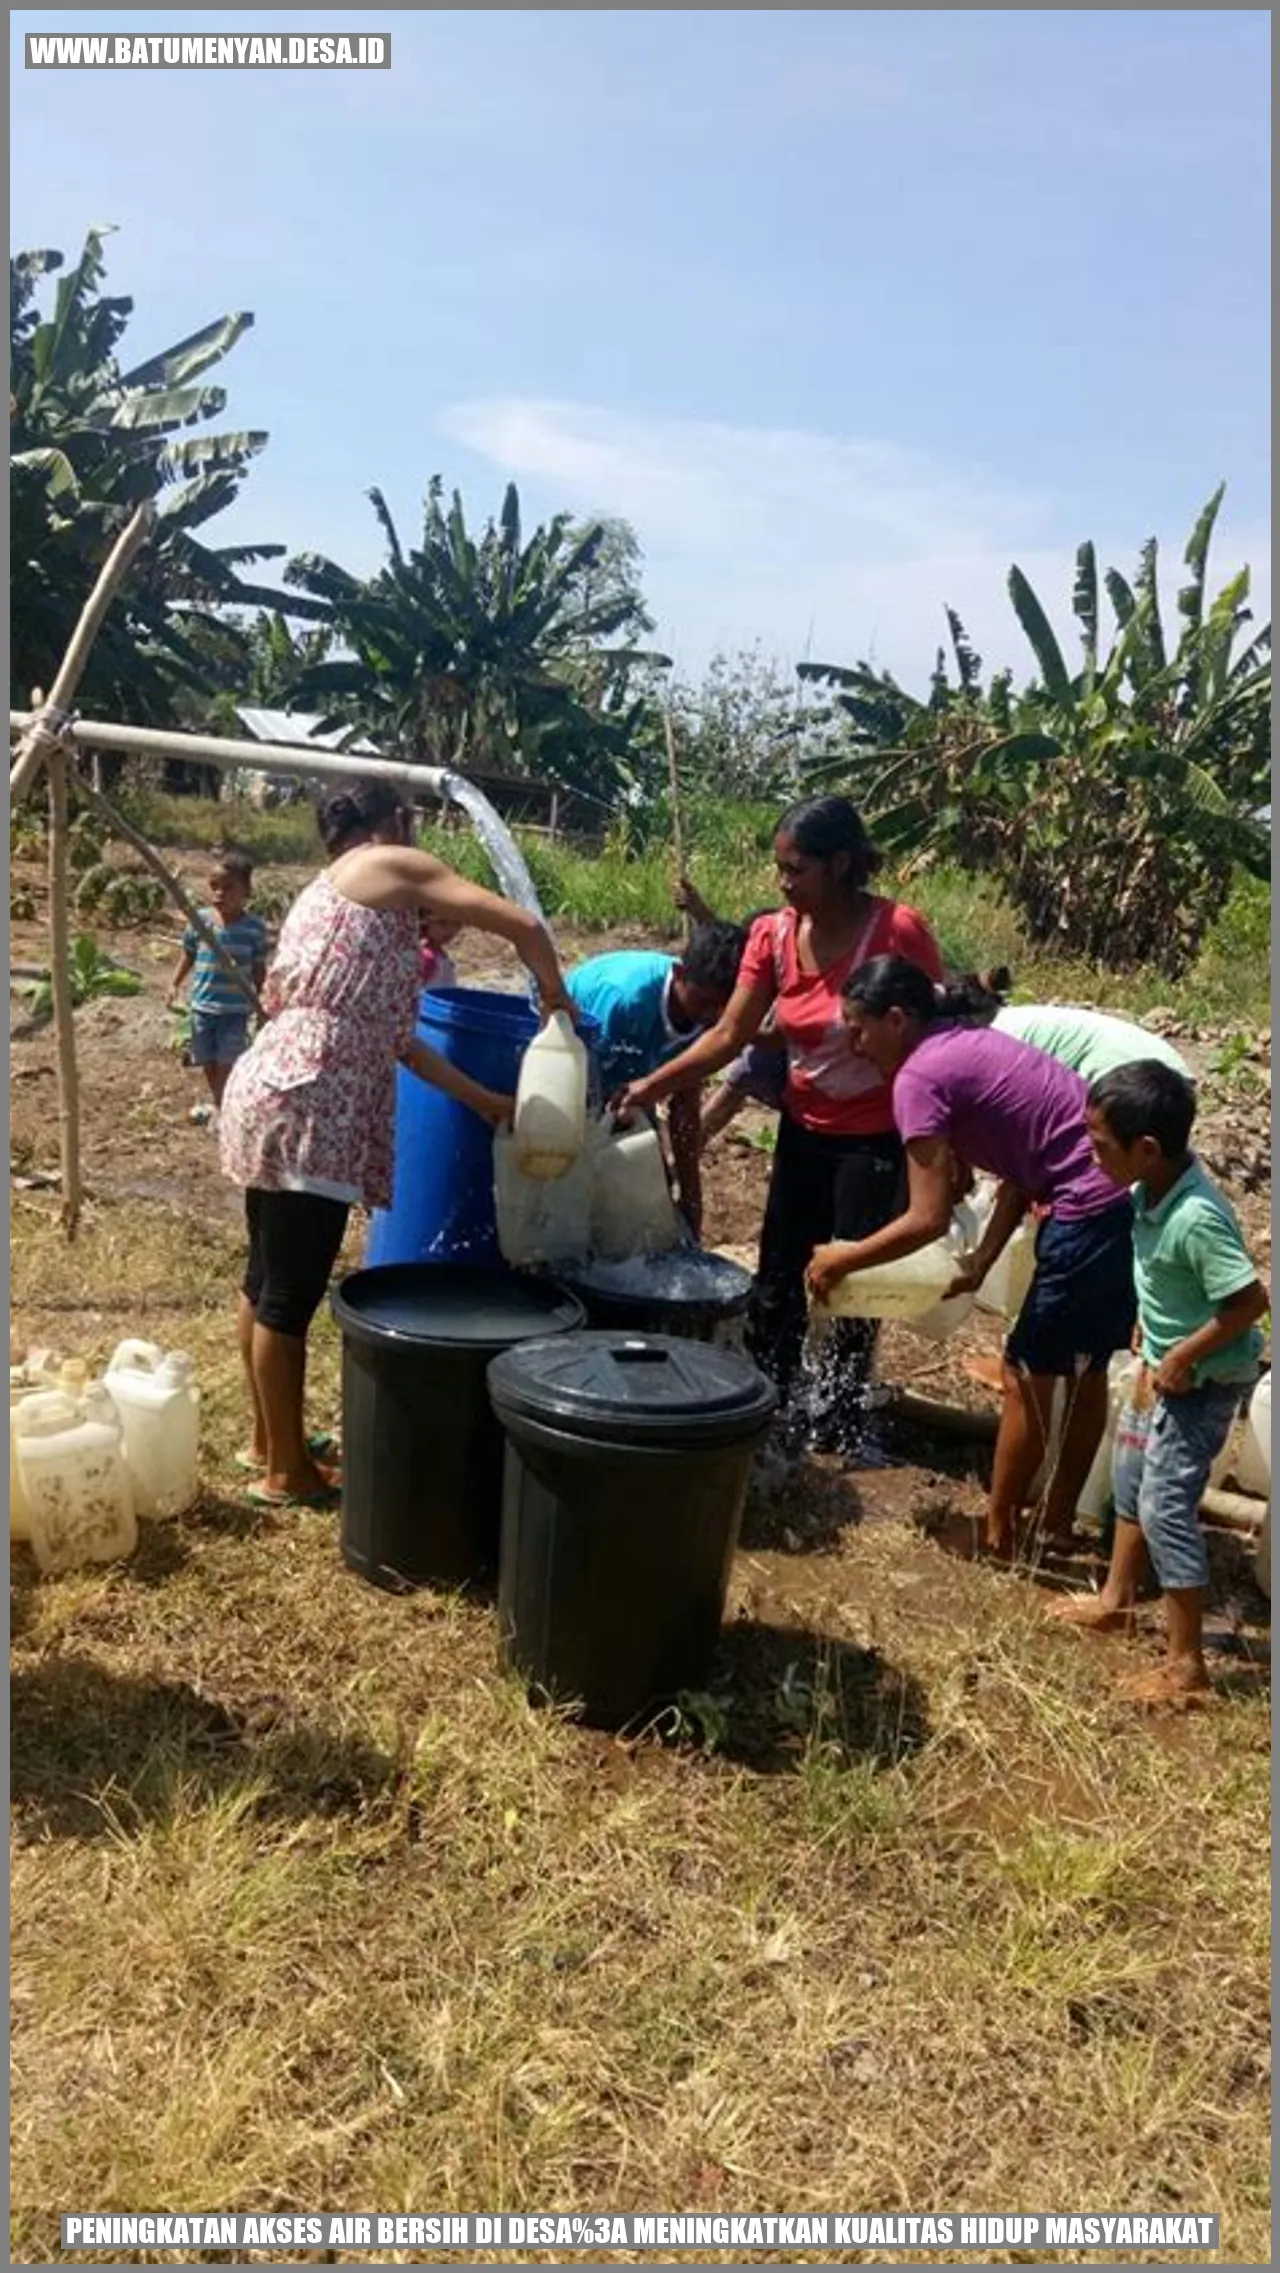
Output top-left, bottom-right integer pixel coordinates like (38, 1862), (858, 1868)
(891, 1024), (1122, 1221)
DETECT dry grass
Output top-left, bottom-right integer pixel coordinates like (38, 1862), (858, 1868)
(10, 1193), (1273, 2266)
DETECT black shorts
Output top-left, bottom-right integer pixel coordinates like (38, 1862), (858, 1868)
(242, 1188), (350, 1338)
(1005, 1202), (1136, 1377)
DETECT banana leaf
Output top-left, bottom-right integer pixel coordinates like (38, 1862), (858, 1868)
(121, 310), (253, 392)
(1008, 566), (1073, 706)
(1176, 482), (1226, 638)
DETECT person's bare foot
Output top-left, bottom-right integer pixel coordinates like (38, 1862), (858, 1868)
(1045, 1593), (1136, 1633)
(1117, 1659), (1211, 1709)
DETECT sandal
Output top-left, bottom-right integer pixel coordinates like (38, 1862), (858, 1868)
(233, 1432), (338, 1475)
(244, 1477), (341, 1512)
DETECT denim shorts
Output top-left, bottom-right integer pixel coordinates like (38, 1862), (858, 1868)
(1112, 1380), (1247, 1591)
(190, 1009), (250, 1067)
(725, 1040), (787, 1110)
(1005, 1202), (1137, 1376)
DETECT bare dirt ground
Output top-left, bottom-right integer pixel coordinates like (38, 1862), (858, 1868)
(9, 847), (1273, 2263)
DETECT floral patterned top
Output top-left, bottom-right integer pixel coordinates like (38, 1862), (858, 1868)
(219, 871), (420, 1210)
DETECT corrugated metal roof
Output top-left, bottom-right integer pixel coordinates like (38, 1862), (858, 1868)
(234, 706), (379, 756)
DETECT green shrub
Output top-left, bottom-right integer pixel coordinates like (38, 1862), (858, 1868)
(106, 786), (1270, 1027)
(117, 787), (322, 866)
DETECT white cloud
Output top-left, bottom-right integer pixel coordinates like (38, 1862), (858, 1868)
(438, 396), (1270, 686)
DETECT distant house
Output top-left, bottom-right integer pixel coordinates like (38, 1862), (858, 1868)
(229, 707), (378, 807)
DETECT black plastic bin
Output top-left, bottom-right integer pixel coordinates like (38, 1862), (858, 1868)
(556, 1250), (754, 1345)
(332, 1263), (584, 1591)
(488, 1331), (777, 1728)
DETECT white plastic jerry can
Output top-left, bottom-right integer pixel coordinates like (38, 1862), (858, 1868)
(814, 1208), (978, 1325)
(10, 1370), (33, 1541)
(14, 1386), (137, 1575)
(590, 1122), (683, 1261)
(906, 1202), (982, 1342)
(1027, 1352), (1140, 1519)
(1075, 1353), (1141, 1522)
(10, 1356), (87, 1540)
(1237, 1373), (1271, 1499)
(104, 1340), (200, 1518)
(513, 1011), (589, 1182)
(493, 1123), (594, 1268)
(975, 1223), (1038, 1321)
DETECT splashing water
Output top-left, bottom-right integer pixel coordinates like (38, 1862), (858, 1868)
(569, 1251), (752, 1307)
(439, 771), (547, 923)
(775, 1316), (897, 1469)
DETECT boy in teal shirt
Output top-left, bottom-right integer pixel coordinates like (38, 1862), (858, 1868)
(1052, 1060), (1267, 1704)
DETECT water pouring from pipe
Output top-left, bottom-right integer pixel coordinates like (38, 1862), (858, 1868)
(438, 770), (548, 923)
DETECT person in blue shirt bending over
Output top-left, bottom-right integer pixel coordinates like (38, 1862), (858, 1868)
(566, 921), (746, 1240)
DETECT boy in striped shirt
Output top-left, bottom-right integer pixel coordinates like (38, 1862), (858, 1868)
(168, 851), (268, 1113)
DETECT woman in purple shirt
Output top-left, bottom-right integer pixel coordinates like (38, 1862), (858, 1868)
(805, 956), (1137, 1557)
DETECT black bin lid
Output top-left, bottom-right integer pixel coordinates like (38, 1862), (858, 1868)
(332, 1263), (584, 1351)
(562, 1250), (753, 1317)
(488, 1330), (777, 1449)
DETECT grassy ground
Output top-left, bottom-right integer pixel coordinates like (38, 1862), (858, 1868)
(10, 1193), (1272, 2263)
(121, 789), (1272, 1026)
(9, 804), (1272, 2262)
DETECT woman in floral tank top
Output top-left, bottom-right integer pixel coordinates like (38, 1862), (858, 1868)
(219, 780), (570, 1507)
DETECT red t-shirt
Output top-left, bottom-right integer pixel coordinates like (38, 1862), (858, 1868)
(737, 899), (943, 1135)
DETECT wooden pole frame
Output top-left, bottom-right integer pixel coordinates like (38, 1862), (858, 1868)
(45, 747), (82, 1234)
(9, 505), (154, 803)
(9, 705), (457, 1231)
(10, 506), (154, 1236)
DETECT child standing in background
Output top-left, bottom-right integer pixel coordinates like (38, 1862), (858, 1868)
(168, 851), (268, 1116)
(1051, 1060), (1267, 1704)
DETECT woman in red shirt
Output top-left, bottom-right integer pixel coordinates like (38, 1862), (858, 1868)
(617, 795), (942, 1453)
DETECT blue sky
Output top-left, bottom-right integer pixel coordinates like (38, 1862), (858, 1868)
(11, 8), (1271, 683)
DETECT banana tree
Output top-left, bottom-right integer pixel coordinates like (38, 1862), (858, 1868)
(10, 229), (316, 721)
(285, 479), (669, 801)
(800, 491), (1270, 975)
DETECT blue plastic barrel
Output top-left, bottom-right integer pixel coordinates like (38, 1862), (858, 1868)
(365, 987), (600, 1270)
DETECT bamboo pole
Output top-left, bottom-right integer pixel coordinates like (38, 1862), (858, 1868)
(46, 743), (82, 1236)
(663, 705), (691, 942)
(76, 778), (258, 1008)
(9, 505), (154, 803)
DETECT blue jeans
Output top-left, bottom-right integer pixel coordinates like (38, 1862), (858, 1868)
(1112, 1381), (1248, 1591)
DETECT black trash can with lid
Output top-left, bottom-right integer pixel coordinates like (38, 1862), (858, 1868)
(488, 1331), (777, 1728)
(332, 1263), (584, 1591)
